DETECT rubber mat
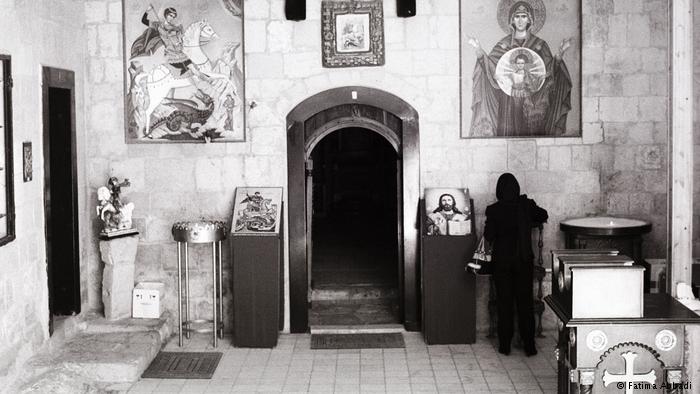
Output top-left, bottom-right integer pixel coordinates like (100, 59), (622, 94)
(310, 333), (405, 349)
(141, 352), (222, 379)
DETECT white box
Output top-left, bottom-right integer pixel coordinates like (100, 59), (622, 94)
(133, 282), (164, 318)
(571, 266), (644, 319)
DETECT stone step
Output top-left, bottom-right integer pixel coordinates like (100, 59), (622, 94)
(311, 285), (399, 301)
(310, 324), (405, 334)
(309, 299), (400, 326)
(17, 313), (172, 393)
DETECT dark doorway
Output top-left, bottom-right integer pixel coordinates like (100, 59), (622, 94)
(311, 127), (398, 286)
(286, 87), (420, 333)
(43, 67), (80, 335)
(308, 127), (399, 326)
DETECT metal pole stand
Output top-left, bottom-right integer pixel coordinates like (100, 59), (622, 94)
(172, 220), (227, 347)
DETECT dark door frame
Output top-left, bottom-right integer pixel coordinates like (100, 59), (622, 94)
(42, 66), (80, 332)
(286, 86), (420, 333)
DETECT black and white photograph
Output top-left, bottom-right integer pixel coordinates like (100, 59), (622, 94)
(1, 0), (698, 392)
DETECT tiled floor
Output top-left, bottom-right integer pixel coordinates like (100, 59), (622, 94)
(128, 331), (558, 393)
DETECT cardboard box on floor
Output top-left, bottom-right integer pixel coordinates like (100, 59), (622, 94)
(133, 282), (164, 318)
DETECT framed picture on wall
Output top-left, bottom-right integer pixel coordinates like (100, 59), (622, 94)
(22, 142), (32, 182)
(321, 0), (385, 68)
(460, 0), (581, 138)
(424, 188), (472, 236)
(231, 187), (283, 235)
(122, 0), (245, 143)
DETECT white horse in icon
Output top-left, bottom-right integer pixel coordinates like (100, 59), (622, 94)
(130, 20), (236, 138)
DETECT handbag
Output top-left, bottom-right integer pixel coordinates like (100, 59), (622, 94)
(467, 236), (493, 275)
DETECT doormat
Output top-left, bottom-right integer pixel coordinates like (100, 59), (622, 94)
(311, 333), (405, 349)
(141, 352), (222, 379)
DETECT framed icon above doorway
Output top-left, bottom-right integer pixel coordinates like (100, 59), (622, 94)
(321, 0), (385, 68)
(122, 0), (245, 143)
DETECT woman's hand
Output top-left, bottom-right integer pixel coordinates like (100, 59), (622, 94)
(466, 36), (485, 57)
(558, 37), (572, 58)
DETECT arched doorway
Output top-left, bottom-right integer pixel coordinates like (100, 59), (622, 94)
(287, 86), (419, 333)
(308, 127), (399, 325)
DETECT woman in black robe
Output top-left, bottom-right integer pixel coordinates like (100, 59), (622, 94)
(484, 173), (548, 355)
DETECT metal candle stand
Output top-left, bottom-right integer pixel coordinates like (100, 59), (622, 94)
(172, 220), (227, 347)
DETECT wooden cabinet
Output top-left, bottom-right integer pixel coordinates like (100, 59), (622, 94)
(420, 200), (477, 344)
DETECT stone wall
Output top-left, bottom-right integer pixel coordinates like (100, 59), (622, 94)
(82, 0), (671, 333)
(0, 1), (87, 389)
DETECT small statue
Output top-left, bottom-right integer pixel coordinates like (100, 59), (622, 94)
(97, 177), (137, 237)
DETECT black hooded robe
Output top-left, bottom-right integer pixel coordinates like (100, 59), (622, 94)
(484, 173), (548, 354)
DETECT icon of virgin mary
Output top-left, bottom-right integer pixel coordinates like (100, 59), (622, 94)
(466, 0), (573, 137)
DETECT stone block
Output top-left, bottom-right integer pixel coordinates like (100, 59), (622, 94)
(638, 96), (667, 121)
(584, 0), (614, 15)
(604, 49), (642, 74)
(100, 236), (138, 320)
(405, 16), (431, 49)
(195, 158), (224, 191)
(268, 21), (294, 53)
(582, 97), (600, 123)
(627, 14), (650, 47)
(648, 11), (667, 47)
(431, 16), (459, 50)
(607, 14), (627, 47)
(582, 15), (608, 47)
(245, 0), (270, 19)
(613, 146), (637, 170)
(582, 47), (605, 75)
(642, 170), (667, 193)
(144, 158), (195, 192)
(283, 52), (322, 78)
(640, 48), (666, 72)
(599, 97), (638, 122)
(97, 24), (121, 58)
(524, 171), (565, 193)
(88, 58), (105, 84)
(536, 146), (549, 169)
(472, 147), (507, 172)
(582, 122), (604, 144)
(108, 1), (122, 23)
(384, 18), (405, 46)
(614, 0), (639, 14)
(85, 2), (107, 24)
(602, 171), (643, 192)
(412, 50), (449, 76)
(385, 51), (413, 76)
(293, 21), (319, 49)
(583, 74), (621, 97)
(621, 74), (649, 96)
(622, 122), (653, 145)
(507, 140), (537, 170)
(629, 192), (653, 214)
(637, 145), (663, 170)
(548, 146), (572, 171)
(246, 53), (284, 79)
(571, 146), (592, 170)
(245, 21), (267, 53)
(606, 193), (629, 214)
(564, 171), (600, 194)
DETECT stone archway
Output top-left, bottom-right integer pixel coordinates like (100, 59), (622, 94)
(287, 86), (419, 333)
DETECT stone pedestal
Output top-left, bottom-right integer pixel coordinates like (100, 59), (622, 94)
(100, 236), (138, 320)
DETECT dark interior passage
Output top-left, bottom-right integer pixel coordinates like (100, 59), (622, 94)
(310, 127), (399, 288)
(45, 85), (80, 322)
